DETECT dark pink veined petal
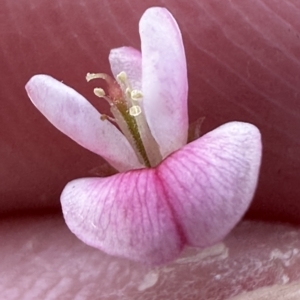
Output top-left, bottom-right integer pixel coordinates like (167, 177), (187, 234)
(60, 172), (184, 265)
(25, 75), (143, 172)
(61, 121), (261, 265)
(109, 47), (142, 90)
(140, 7), (188, 158)
(159, 121), (262, 247)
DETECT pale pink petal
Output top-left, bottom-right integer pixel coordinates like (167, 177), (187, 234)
(25, 75), (142, 172)
(109, 47), (142, 90)
(61, 122), (261, 265)
(140, 7), (188, 158)
(60, 172), (183, 266)
(159, 122), (262, 247)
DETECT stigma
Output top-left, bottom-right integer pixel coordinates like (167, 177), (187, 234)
(86, 71), (162, 168)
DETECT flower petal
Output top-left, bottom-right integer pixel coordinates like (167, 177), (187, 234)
(158, 122), (262, 247)
(25, 75), (142, 172)
(140, 7), (188, 158)
(109, 47), (142, 90)
(60, 171), (183, 266)
(61, 122), (261, 265)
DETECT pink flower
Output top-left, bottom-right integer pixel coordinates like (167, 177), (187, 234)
(25, 7), (262, 265)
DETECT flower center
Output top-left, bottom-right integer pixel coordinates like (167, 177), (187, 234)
(86, 72), (162, 168)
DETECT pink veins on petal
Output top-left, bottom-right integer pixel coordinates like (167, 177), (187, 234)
(61, 122), (261, 265)
(25, 7), (262, 265)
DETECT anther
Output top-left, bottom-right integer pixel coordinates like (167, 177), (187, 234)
(100, 114), (116, 122)
(129, 105), (142, 117)
(116, 71), (127, 83)
(93, 88), (106, 98)
(86, 73), (106, 82)
(131, 90), (143, 101)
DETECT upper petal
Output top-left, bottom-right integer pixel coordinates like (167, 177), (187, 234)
(25, 75), (143, 172)
(60, 171), (183, 266)
(158, 121), (262, 247)
(109, 47), (142, 90)
(140, 7), (188, 158)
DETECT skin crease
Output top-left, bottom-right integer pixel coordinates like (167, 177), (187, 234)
(1, 0), (300, 299)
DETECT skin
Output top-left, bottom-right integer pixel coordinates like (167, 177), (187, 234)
(1, 0), (300, 298)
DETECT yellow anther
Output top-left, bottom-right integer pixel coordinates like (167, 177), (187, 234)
(100, 115), (108, 121)
(86, 73), (105, 82)
(131, 90), (143, 101)
(93, 88), (106, 98)
(116, 71), (128, 83)
(129, 105), (142, 117)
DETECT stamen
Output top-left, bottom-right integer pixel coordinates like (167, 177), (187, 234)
(86, 70), (162, 168)
(93, 88), (113, 106)
(129, 105), (142, 117)
(116, 71), (133, 92)
(131, 90), (143, 101)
